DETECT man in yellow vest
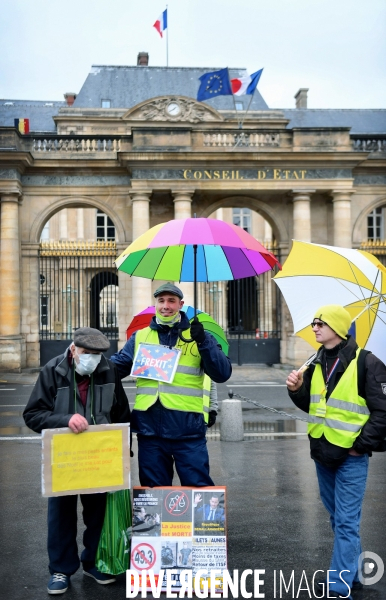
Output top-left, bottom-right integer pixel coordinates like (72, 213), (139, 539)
(286, 304), (386, 599)
(111, 283), (232, 487)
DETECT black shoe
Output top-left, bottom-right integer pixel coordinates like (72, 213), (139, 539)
(83, 567), (116, 585)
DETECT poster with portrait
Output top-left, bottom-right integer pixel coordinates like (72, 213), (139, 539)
(129, 486), (227, 594)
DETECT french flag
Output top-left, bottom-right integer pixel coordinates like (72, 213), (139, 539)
(153, 9), (167, 38)
(231, 68), (263, 96)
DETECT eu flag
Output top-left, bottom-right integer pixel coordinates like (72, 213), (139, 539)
(197, 68), (233, 101)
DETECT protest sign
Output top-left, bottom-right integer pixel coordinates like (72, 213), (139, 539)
(41, 423), (130, 497)
(130, 486), (227, 594)
(130, 343), (181, 383)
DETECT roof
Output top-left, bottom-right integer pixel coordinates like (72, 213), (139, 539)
(0, 100), (65, 132)
(73, 65), (269, 111)
(0, 69), (385, 136)
(282, 108), (386, 134)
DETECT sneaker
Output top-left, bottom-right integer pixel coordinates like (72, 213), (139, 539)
(47, 573), (69, 595)
(83, 567), (116, 585)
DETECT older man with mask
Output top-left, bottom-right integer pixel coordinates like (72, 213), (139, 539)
(23, 327), (130, 595)
(111, 282), (232, 488)
(286, 304), (386, 599)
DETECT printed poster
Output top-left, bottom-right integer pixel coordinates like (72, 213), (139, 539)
(130, 343), (181, 383)
(130, 486), (227, 593)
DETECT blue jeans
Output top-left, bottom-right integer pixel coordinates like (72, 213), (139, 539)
(137, 435), (214, 487)
(315, 454), (369, 598)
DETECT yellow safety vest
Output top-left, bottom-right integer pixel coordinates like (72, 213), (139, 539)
(308, 348), (370, 448)
(203, 375), (211, 424)
(134, 327), (207, 417)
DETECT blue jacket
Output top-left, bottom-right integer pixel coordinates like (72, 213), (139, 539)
(111, 312), (232, 439)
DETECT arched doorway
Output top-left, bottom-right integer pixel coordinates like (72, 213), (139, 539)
(89, 273), (119, 336)
(38, 206), (119, 365)
(195, 203), (282, 365)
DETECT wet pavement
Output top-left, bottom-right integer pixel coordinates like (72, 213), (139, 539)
(0, 367), (385, 599)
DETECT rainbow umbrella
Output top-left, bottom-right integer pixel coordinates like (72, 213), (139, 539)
(126, 305), (229, 355)
(116, 218), (280, 325)
(116, 218), (279, 283)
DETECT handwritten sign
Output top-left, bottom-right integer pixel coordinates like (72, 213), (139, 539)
(131, 343), (181, 383)
(41, 423), (130, 497)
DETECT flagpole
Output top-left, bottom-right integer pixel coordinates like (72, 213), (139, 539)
(166, 4), (169, 67)
(239, 92), (254, 130)
(227, 68), (242, 130)
(231, 92), (254, 151)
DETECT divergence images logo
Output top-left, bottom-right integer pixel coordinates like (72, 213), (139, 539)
(358, 551), (384, 585)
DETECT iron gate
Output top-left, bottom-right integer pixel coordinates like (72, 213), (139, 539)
(38, 241), (118, 365)
(195, 247), (282, 364)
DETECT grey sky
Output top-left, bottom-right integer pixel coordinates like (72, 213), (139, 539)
(1, 0), (385, 109)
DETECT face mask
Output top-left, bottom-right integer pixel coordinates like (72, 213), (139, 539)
(155, 310), (181, 327)
(75, 351), (102, 375)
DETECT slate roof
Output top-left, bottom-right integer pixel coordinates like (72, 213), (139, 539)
(282, 108), (386, 134)
(0, 100), (65, 133)
(73, 66), (269, 111)
(0, 66), (385, 135)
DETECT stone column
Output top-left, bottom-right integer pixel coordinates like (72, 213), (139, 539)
(292, 190), (314, 242)
(172, 190), (194, 306)
(0, 193), (25, 371)
(290, 191), (314, 366)
(332, 190), (354, 248)
(131, 192), (152, 316)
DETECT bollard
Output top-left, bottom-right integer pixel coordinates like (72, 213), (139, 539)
(220, 399), (244, 441)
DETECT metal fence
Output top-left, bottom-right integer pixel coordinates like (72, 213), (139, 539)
(38, 241), (281, 364)
(39, 241), (118, 340)
(194, 248), (282, 364)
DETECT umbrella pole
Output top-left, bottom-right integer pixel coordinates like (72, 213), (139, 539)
(178, 244), (197, 343)
(194, 243), (197, 318)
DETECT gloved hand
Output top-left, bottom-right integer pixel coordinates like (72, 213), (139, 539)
(208, 411), (217, 428)
(190, 318), (206, 344)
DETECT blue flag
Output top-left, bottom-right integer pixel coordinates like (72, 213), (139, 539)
(197, 68), (233, 101)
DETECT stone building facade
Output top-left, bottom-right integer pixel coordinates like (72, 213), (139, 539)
(0, 55), (385, 370)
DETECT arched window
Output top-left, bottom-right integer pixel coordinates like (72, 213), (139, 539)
(232, 207), (251, 233)
(96, 210), (116, 240)
(367, 207), (384, 240)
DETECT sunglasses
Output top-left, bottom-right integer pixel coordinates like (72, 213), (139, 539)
(310, 320), (327, 328)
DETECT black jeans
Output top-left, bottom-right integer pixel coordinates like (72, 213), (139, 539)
(47, 493), (106, 576)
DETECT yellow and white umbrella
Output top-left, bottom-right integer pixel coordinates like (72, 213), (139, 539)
(274, 241), (386, 364)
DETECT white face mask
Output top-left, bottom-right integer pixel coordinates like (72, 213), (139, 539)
(75, 350), (102, 375)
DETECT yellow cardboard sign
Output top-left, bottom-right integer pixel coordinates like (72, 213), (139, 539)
(42, 424), (130, 497)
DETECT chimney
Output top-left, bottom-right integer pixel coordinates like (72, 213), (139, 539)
(294, 88), (309, 109)
(64, 93), (77, 106)
(137, 52), (149, 66)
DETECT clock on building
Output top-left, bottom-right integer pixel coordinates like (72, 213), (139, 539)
(166, 101), (181, 116)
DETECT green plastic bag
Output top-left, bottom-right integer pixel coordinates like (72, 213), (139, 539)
(96, 490), (132, 575)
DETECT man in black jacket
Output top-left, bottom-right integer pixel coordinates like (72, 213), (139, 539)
(23, 327), (130, 595)
(286, 304), (386, 599)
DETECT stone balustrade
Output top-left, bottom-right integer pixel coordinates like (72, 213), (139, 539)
(203, 132), (280, 148)
(352, 137), (386, 153)
(32, 137), (121, 152)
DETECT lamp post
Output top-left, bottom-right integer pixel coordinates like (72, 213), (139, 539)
(209, 283), (222, 324)
(62, 284), (77, 336)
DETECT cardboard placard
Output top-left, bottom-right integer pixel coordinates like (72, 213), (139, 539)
(130, 486), (227, 593)
(130, 343), (181, 383)
(41, 423), (130, 497)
